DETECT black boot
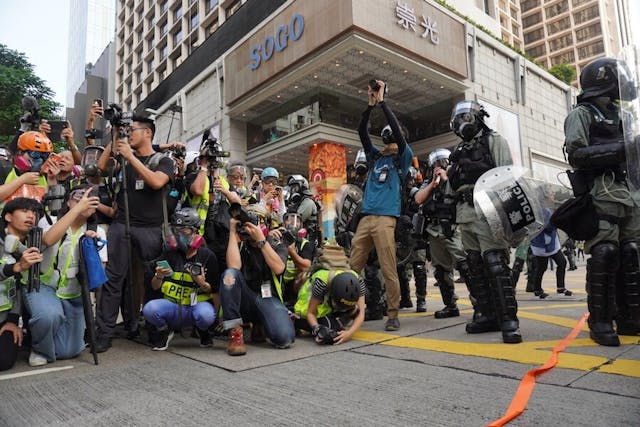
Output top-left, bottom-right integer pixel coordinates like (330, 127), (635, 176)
(434, 267), (459, 318)
(414, 262), (427, 313)
(616, 240), (640, 336)
(587, 243), (620, 346)
(364, 262), (385, 321)
(485, 250), (522, 344)
(398, 264), (413, 308)
(463, 251), (500, 333)
(525, 248), (535, 292)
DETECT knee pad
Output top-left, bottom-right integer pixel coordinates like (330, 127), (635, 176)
(483, 249), (510, 278)
(590, 242), (620, 272)
(621, 239), (639, 270)
(413, 263), (427, 281)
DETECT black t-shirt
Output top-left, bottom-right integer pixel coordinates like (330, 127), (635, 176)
(162, 246), (219, 293)
(296, 239), (316, 263)
(115, 154), (174, 227)
(240, 240), (288, 294)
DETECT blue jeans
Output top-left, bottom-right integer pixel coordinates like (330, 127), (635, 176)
(22, 285), (85, 362)
(142, 299), (216, 330)
(220, 268), (295, 348)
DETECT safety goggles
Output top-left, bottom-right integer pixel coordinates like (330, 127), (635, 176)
(27, 151), (51, 160)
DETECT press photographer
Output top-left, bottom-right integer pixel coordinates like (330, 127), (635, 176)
(95, 111), (175, 353)
(220, 203), (295, 356)
(185, 131), (239, 273)
(143, 208), (219, 350)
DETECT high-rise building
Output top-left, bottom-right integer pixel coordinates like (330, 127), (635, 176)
(66, 0), (116, 108)
(520, 0), (633, 83)
(448, 0), (524, 51)
(114, 0), (247, 111)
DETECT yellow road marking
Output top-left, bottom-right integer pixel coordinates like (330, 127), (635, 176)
(352, 328), (640, 377)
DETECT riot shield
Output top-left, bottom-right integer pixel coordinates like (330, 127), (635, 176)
(473, 166), (551, 247)
(334, 184), (363, 233)
(618, 46), (640, 191)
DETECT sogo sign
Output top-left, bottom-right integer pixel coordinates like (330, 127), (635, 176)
(249, 14), (304, 71)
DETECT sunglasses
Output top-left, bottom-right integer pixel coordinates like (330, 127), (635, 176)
(262, 177), (277, 185)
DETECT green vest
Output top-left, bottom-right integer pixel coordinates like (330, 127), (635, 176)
(189, 175), (230, 235)
(0, 256), (18, 312)
(40, 227), (85, 299)
(160, 271), (211, 305)
(294, 269), (345, 319)
(283, 239), (309, 283)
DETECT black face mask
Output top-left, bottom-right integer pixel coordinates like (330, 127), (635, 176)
(456, 121), (481, 141)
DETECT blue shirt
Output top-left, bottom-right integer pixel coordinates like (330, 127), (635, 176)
(361, 146), (414, 217)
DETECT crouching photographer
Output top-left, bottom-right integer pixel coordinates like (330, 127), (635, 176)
(219, 203), (295, 356)
(143, 208), (219, 350)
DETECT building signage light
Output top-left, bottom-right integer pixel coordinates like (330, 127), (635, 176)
(395, 1), (439, 45)
(249, 14), (304, 71)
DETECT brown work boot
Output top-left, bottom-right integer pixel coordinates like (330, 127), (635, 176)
(226, 325), (247, 356)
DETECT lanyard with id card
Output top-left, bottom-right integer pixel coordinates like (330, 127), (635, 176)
(261, 280), (272, 298)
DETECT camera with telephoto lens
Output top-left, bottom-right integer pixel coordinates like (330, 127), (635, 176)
(200, 130), (230, 168)
(228, 203), (260, 239)
(103, 103), (133, 129)
(184, 262), (203, 279)
(280, 228), (298, 246)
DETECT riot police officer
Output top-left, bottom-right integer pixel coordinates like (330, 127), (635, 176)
(564, 57), (640, 345)
(414, 149), (471, 318)
(447, 100), (520, 343)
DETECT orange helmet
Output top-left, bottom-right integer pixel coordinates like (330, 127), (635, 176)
(18, 131), (53, 153)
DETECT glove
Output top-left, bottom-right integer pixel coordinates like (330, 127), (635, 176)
(311, 324), (337, 345)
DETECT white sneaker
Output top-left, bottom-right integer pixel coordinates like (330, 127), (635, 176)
(29, 351), (48, 367)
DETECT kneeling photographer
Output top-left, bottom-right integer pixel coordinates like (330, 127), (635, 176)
(143, 208), (219, 350)
(220, 203), (295, 356)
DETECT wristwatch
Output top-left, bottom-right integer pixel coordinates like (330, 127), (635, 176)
(256, 240), (267, 249)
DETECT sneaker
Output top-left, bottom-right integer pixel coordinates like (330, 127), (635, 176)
(227, 325), (247, 356)
(534, 290), (549, 299)
(416, 299), (427, 313)
(152, 330), (174, 351)
(197, 328), (213, 348)
(28, 351), (48, 367)
(384, 317), (400, 331)
(557, 288), (573, 296)
(399, 299), (413, 309)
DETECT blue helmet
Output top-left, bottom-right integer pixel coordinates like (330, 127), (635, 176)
(261, 167), (279, 180)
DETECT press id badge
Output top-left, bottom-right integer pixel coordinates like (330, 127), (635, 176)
(190, 291), (197, 306)
(378, 165), (389, 183)
(261, 281), (272, 298)
(135, 179), (144, 190)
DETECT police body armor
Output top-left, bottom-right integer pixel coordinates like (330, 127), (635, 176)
(448, 134), (496, 192)
(577, 102), (625, 179)
(421, 184), (457, 238)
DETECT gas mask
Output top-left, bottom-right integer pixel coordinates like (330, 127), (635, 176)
(452, 113), (482, 141)
(168, 227), (205, 253)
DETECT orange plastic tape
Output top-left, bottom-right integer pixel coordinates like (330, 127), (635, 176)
(487, 312), (590, 427)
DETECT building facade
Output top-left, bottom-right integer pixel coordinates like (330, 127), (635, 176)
(112, 0), (575, 238)
(521, 0), (633, 84)
(66, 0), (117, 108)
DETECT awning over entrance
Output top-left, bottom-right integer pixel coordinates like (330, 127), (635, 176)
(224, 0), (470, 178)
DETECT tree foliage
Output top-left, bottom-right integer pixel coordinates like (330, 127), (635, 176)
(549, 63), (577, 85)
(0, 44), (62, 144)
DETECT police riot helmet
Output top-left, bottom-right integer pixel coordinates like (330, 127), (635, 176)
(171, 207), (202, 229)
(287, 174), (309, 190)
(428, 148), (451, 169)
(450, 100), (489, 142)
(330, 271), (360, 311)
(579, 57), (637, 101)
(354, 149), (368, 175)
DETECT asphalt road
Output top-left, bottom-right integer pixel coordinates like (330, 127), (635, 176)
(1, 265), (638, 427)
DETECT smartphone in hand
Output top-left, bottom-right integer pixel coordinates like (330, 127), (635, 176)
(155, 260), (173, 275)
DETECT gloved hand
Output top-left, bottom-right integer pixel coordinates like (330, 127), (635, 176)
(312, 324), (337, 345)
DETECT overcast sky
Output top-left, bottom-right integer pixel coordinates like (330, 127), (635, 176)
(1, 0), (639, 110)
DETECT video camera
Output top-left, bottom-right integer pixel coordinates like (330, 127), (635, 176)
(200, 130), (230, 168)
(103, 103), (133, 129)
